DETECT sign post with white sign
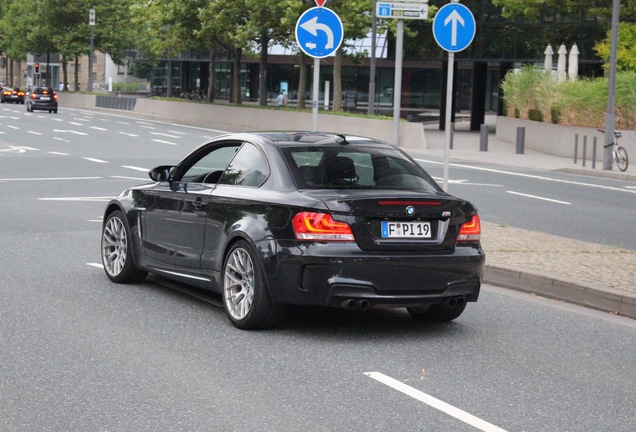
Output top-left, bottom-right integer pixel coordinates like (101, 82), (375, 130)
(432, 2), (476, 191)
(376, 1), (428, 147)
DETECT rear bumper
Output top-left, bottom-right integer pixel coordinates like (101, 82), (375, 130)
(29, 100), (58, 110)
(259, 240), (485, 308)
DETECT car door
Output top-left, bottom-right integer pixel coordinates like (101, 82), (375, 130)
(142, 143), (240, 268)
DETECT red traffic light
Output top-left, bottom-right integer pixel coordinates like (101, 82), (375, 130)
(34, 63), (40, 74)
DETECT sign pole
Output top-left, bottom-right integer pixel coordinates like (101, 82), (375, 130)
(392, 19), (404, 146)
(312, 58), (320, 131)
(443, 52), (454, 191)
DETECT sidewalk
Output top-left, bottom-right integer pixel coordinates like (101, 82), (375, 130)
(416, 119), (636, 319)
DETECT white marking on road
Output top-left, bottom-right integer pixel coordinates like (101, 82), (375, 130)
(68, 122), (84, 126)
(118, 121), (130, 125)
(8, 125), (19, 130)
(119, 132), (139, 137)
(111, 175), (148, 181)
(122, 165), (149, 172)
(365, 372), (508, 432)
(151, 132), (181, 139)
(82, 157), (109, 164)
(136, 121), (154, 126)
(54, 129), (88, 136)
(39, 197), (113, 202)
(47, 152), (70, 156)
(0, 176), (101, 181)
(139, 125), (154, 129)
(90, 126), (108, 131)
(53, 137), (69, 142)
(415, 158), (636, 194)
(27, 130), (43, 135)
(0, 146), (39, 153)
(168, 130), (186, 135)
(506, 191), (571, 205)
(86, 263), (104, 269)
(152, 139), (177, 145)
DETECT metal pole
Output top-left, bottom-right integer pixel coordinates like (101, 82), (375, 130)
(393, 19), (404, 146)
(604, 0), (620, 170)
(368, 0), (377, 115)
(443, 51), (455, 191)
(88, 26), (94, 92)
(312, 58), (319, 132)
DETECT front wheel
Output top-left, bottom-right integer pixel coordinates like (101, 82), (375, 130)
(222, 241), (286, 330)
(101, 210), (147, 283)
(616, 147), (628, 172)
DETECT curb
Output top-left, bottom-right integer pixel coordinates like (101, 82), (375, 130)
(483, 264), (636, 319)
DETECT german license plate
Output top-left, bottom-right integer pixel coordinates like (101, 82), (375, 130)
(381, 221), (432, 238)
(41, 97), (50, 101)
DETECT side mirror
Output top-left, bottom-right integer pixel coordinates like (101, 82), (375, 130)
(148, 165), (175, 182)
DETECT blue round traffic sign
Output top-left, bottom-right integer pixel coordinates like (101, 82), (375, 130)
(295, 7), (344, 58)
(432, 3), (476, 53)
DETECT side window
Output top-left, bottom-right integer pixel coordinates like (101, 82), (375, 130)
(219, 143), (268, 187)
(181, 145), (240, 183)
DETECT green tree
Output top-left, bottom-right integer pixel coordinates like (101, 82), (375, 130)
(595, 23), (636, 72)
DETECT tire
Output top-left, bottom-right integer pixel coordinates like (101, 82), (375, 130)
(101, 210), (147, 283)
(407, 300), (467, 322)
(222, 240), (286, 329)
(616, 147), (628, 172)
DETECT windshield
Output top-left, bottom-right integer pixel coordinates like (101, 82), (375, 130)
(281, 145), (441, 192)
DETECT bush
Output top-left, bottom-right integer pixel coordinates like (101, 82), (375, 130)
(501, 68), (636, 130)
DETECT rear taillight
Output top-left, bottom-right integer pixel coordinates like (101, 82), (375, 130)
(31, 93), (36, 99)
(457, 214), (481, 242)
(292, 212), (354, 242)
(53, 94), (58, 100)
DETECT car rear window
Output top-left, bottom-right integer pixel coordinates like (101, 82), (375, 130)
(282, 145), (441, 192)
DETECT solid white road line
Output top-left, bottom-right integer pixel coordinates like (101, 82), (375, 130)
(365, 372), (508, 432)
(0, 176), (101, 181)
(416, 158), (636, 194)
(506, 190), (571, 205)
(39, 197), (113, 202)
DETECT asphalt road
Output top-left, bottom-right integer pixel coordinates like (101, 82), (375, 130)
(1, 106), (635, 431)
(414, 158), (636, 251)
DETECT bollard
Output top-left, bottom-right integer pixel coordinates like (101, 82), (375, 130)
(582, 135), (587, 167)
(450, 122), (455, 150)
(574, 134), (579, 164)
(515, 127), (525, 154)
(592, 137), (597, 169)
(480, 124), (489, 151)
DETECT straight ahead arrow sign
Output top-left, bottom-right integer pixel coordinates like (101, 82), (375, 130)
(444, 10), (464, 47)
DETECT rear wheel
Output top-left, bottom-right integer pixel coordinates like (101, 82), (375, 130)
(222, 240), (286, 329)
(101, 210), (147, 283)
(616, 147), (628, 172)
(407, 301), (467, 322)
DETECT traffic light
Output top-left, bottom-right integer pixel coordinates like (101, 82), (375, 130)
(34, 63), (40, 74)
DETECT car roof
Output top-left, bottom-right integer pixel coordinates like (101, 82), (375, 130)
(247, 131), (392, 148)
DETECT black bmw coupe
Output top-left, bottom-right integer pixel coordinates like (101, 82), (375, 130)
(101, 132), (485, 329)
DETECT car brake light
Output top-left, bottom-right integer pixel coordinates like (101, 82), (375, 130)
(53, 94), (58, 100)
(293, 212), (354, 242)
(457, 214), (481, 242)
(31, 93), (36, 99)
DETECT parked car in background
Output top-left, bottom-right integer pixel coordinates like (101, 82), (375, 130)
(1, 87), (25, 104)
(101, 132), (485, 329)
(26, 87), (58, 113)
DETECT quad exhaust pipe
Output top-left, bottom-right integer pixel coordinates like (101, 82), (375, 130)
(342, 299), (371, 311)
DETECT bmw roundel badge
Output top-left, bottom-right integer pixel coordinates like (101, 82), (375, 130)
(406, 205), (415, 216)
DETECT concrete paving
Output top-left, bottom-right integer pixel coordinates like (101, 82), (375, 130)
(415, 118), (636, 319)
